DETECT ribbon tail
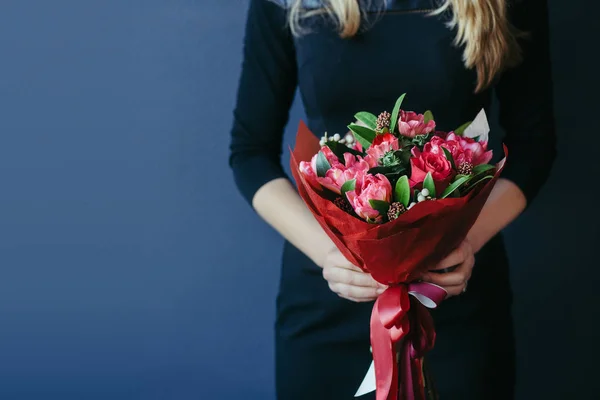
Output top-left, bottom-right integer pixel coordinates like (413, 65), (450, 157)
(366, 284), (440, 400)
(370, 296), (398, 400)
(399, 336), (428, 400)
(411, 356), (427, 400)
(399, 340), (434, 400)
(399, 340), (414, 400)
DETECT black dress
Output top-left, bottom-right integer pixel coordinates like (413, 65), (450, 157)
(229, 1), (556, 399)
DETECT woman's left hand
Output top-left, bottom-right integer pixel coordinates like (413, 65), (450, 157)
(420, 239), (475, 297)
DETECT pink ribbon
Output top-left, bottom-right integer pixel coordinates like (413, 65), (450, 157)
(370, 282), (446, 400)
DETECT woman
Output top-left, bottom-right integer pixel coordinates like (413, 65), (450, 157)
(229, 0), (556, 399)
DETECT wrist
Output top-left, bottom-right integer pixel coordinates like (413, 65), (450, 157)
(310, 240), (336, 269)
(465, 231), (484, 254)
(465, 180), (526, 254)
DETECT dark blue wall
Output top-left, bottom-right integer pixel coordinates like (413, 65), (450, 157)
(0, 1), (597, 399)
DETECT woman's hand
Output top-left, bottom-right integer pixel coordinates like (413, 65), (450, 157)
(320, 246), (387, 303)
(420, 239), (475, 297)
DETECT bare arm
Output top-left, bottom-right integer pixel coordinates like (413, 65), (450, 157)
(228, 1), (383, 302)
(467, 178), (527, 254)
(252, 178), (332, 267)
(424, 0), (556, 296)
(421, 179), (527, 297)
(467, 0), (555, 254)
(253, 178), (386, 302)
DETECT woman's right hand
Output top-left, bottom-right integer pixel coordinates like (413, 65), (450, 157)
(320, 246), (387, 303)
(251, 179), (386, 303)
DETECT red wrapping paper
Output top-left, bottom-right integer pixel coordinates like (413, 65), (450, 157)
(290, 121), (507, 400)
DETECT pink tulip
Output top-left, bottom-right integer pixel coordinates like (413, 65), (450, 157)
(310, 146), (343, 171)
(321, 154), (372, 194)
(424, 135), (458, 157)
(318, 167), (347, 194)
(300, 147), (371, 194)
(366, 133), (400, 167)
(299, 146), (342, 191)
(299, 160), (321, 190)
(346, 173), (392, 223)
(444, 133), (493, 166)
(398, 111), (436, 138)
(344, 153), (371, 174)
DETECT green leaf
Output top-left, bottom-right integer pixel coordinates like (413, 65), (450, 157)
(423, 172), (436, 198)
(354, 112), (378, 130)
(348, 123), (377, 150)
(454, 174), (469, 181)
(389, 93), (406, 134)
(394, 175), (411, 207)
(454, 121), (471, 136)
(423, 110), (434, 124)
(449, 188), (461, 198)
(315, 151), (331, 178)
(340, 179), (356, 196)
(442, 148), (457, 170)
(472, 164), (495, 176)
(325, 140), (364, 162)
(464, 175), (494, 192)
(472, 174), (494, 186)
(369, 199), (390, 216)
(369, 165), (407, 184)
(440, 175), (472, 199)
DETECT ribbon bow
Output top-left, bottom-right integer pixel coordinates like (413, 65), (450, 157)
(356, 282), (446, 400)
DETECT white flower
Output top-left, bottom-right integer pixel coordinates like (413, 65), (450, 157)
(319, 132), (329, 146)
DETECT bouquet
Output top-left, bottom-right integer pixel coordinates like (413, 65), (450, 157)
(290, 94), (507, 400)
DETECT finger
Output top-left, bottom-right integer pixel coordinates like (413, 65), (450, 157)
(422, 258), (473, 287)
(423, 271), (465, 287)
(333, 283), (382, 301)
(342, 295), (377, 303)
(443, 284), (466, 298)
(429, 246), (468, 272)
(328, 282), (371, 302)
(342, 263), (367, 273)
(323, 266), (385, 289)
(343, 266), (388, 290)
(430, 240), (474, 272)
(327, 252), (365, 272)
(328, 255), (387, 288)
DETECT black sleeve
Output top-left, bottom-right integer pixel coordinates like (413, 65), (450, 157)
(228, 0), (298, 205)
(495, 0), (557, 205)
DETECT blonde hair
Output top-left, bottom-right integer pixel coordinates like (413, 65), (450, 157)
(288, 0), (522, 92)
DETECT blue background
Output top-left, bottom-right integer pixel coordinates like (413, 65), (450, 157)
(0, 1), (598, 399)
